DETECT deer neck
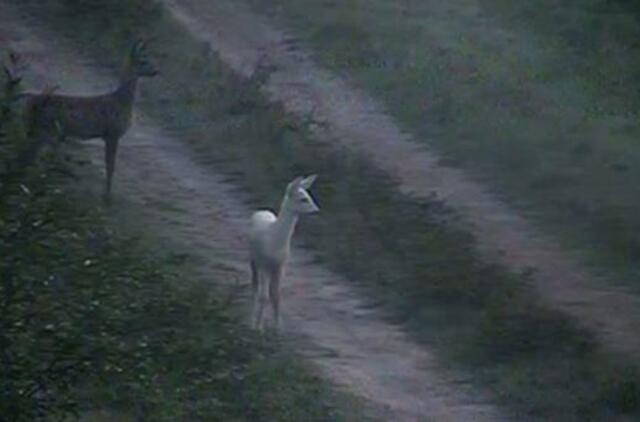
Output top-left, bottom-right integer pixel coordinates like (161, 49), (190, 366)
(115, 69), (139, 108)
(273, 198), (299, 251)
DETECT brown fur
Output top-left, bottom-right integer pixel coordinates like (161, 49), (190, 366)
(22, 40), (156, 200)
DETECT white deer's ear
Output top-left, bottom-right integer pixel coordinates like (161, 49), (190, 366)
(300, 174), (317, 189)
(286, 176), (304, 193)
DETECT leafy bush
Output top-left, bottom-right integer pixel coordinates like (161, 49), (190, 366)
(0, 54), (83, 420)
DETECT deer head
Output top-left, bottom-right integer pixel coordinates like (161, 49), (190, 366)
(126, 39), (158, 78)
(3, 50), (26, 88)
(284, 174), (319, 214)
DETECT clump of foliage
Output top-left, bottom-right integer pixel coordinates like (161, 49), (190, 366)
(0, 52), (83, 420)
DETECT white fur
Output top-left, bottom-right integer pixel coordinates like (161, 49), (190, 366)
(251, 210), (277, 232)
(249, 175), (319, 332)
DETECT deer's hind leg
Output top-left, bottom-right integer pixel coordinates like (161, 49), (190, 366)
(250, 260), (259, 293)
(104, 135), (120, 202)
(268, 265), (283, 331)
(251, 260), (260, 327)
(251, 263), (269, 332)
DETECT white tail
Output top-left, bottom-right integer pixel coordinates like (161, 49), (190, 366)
(249, 174), (319, 332)
(21, 39), (157, 201)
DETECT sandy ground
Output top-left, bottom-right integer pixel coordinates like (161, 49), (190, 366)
(161, 0), (640, 358)
(0, 1), (508, 420)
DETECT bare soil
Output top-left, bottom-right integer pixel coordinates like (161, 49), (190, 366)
(162, 0), (640, 358)
(0, 2), (507, 420)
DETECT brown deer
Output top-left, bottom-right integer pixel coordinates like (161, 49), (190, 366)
(21, 40), (157, 201)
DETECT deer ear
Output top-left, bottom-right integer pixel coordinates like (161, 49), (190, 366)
(300, 174), (317, 189)
(130, 39), (143, 57)
(286, 176), (304, 193)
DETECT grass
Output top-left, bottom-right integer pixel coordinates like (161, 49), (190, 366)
(15, 0), (640, 419)
(0, 39), (360, 422)
(242, 0), (640, 291)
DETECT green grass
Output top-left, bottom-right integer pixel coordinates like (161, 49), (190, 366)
(242, 0), (640, 291)
(0, 43), (359, 422)
(16, 0), (640, 419)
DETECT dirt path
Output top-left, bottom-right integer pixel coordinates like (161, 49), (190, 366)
(0, 2), (508, 420)
(162, 0), (640, 357)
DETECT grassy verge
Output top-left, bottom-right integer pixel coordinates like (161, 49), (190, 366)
(0, 45), (358, 422)
(18, 0), (640, 419)
(241, 0), (640, 290)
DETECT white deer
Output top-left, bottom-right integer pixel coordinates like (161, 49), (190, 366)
(249, 174), (319, 332)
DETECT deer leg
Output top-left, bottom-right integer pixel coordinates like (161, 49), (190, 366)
(50, 124), (66, 162)
(258, 277), (270, 332)
(255, 284), (269, 332)
(104, 136), (120, 202)
(251, 261), (261, 328)
(252, 266), (269, 332)
(268, 266), (283, 331)
(250, 260), (259, 293)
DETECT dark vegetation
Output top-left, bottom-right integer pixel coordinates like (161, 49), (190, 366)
(12, 0), (640, 419)
(0, 31), (355, 422)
